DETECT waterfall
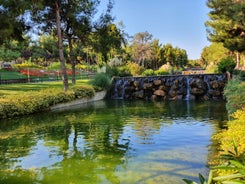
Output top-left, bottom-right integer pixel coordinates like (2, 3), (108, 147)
(185, 77), (191, 100)
(109, 74), (227, 101)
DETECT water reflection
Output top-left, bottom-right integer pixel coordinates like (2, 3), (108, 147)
(0, 100), (227, 184)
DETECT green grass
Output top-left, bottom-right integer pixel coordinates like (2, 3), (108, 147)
(0, 70), (26, 80)
(0, 79), (91, 96)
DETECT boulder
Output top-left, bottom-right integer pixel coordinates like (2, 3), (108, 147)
(143, 83), (153, 89)
(191, 88), (205, 95)
(153, 80), (162, 86)
(134, 90), (144, 99)
(154, 89), (166, 97)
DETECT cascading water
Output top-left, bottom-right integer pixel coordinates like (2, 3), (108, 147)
(185, 77), (191, 100)
(109, 74), (227, 101)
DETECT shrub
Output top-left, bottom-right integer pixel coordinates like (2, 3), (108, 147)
(155, 62), (173, 75)
(218, 57), (236, 73)
(142, 69), (155, 76)
(224, 79), (245, 114)
(117, 65), (132, 77)
(106, 64), (132, 77)
(0, 85), (95, 119)
(91, 73), (111, 90)
(126, 62), (143, 76)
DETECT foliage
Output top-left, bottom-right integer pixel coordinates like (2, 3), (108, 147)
(13, 62), (42, 70)
(0, 1), (30, 44)
(183, 172), (213, 184)
(90, 73), (111, 90)
(224, 79), (245, 114)
(131, 31), (153, 67)
(126, 62), (143, 76)
(183, 109), (245, 184)
(206, 0), (245, 53)
(211, 129), (243, 182)
(0, 40), (25, 62)
(160, 43), (188, 68)
(213, 109), (245, 155)
(201, 43), (230, 66)
(142, 69), (155, 76)
(0, 85), (95, 119)
(205, 62), (219, 74)
(218, 57), (236, 73)
(48, 62), (71, 70)
(155, 62), (173, 75)
(117, 65), (132, 77)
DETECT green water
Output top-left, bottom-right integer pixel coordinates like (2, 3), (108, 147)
(0, 100), (227, 184)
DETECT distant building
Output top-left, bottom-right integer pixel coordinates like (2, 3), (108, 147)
(182, 68), (205, 75)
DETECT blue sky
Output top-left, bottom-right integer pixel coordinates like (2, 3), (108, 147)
(98, 0), (211, 59)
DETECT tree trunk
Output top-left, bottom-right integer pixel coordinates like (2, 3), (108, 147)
(235, 52), (240, 69)
(55, 1), (68, 91)
(68, 37), (76, 85)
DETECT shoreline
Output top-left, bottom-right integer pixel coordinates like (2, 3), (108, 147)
(50, 90), (107, 111)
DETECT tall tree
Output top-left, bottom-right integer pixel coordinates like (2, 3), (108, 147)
(27, 0), (69, 91)
(62, 0), (99, 85)
(206, 0), (245, 68)
(131, 31), (153, 67)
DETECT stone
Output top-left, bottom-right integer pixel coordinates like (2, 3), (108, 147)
(143, 83), (153, 89)
(134, 81), (140, 88)
(153, 80), (162, 86)
(210, 81), (219, 89)
(191, 88), (205, 95)
(134, 90), (144, 99)
(154, 89), (166, 97)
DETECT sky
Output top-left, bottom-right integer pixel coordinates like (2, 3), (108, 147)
(98, 0), (211, 59)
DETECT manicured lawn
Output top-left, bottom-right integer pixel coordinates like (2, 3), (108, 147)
(0, 70), (26, 80)
(0, 79), (91, 96)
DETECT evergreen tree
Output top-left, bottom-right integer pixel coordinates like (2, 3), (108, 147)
(206, 0), (245, 67)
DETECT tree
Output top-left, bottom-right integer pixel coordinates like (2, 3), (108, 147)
(0, 40), (24, 62)
(160, 44), (188, 69)
(62, 0), (99, 85)
(206, 0), (245, 68)
(93, 23), (124, 64)
(131, 31), (153, 67)
(150, 39), (161, 69)
(92, 0), (125, 64)
(0, 0), (31, 44)
(201, 43), (230, 66)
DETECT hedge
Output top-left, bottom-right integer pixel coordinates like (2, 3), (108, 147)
(0, 85), (95, 119)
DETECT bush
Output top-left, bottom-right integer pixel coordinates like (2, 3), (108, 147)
(218, 57), (236, 73)
(106, 65), (132, 77)
(0, 85), (95, 119)
(224, 79), (245, 114)
(142, 69), (155, 76)
(155, 62), (173, 75)
(126, 62), (143, 76)
(91, 73), (111, 90)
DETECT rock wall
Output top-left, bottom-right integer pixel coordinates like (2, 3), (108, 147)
(109, 74), (227, 101)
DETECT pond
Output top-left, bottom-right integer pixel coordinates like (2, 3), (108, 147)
(0, 100), (227, 184)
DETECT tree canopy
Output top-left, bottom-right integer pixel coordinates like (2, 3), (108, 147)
(206, 0), (245, 53)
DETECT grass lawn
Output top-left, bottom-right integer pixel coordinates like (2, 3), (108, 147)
(0, 70), (27, 80)
(0, 79), (91, 96)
